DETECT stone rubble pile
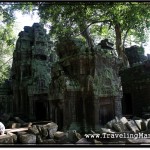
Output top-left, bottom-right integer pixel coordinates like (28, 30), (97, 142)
(0, 115), (150, 144)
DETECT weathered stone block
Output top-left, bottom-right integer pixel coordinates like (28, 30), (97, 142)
(54, 131), (65, 140)
(0, 134), (13, 144)
(7, 132), (17, 143)
(112, 121), (128, 132)
(54, 131), (69, 144)
(19, 133), (36, 144)
(120, 117), (128, 125)
(127, 138), (150, 144)
(134, 120), (142, 131)
(141, 120), (147, 131)
(100, 128), (116, 133)
(28, 125), (39, 135)
(105, 119), (116, 129)
(126, 120), (139, 133)
(42, 139), (56, 144)
(76, 138), (91, 144)
(43, 122), (58, 138)
(36, 135), (43, 144)
(67, 130), (82, 143)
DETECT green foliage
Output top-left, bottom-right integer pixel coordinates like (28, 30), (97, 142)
(0, 2), (149, 79)
(36, 2), (150, 52)
(0, 4), (16, 83)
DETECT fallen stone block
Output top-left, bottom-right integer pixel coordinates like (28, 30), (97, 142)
(100, 128), (116, 133)
(43, 139), (56, 144)
(134, 120), (142, 131)
(76, 138), (91, 144)
(105, 119), (116, 129)
(28, 125), (39, 135)
(36, 125), (48, 138)
(127, 138), (150, 144)
(126, 120), (139, 133)
(19, 133), (36, 144)
(54, 131), (66, 140)
(141, 120), (147, 131)
(43, 122), (58, 138)
(54, 131), (69, 144)
(112, 121), (128, 132)
(36, 123), (57, 138)
(7, 132), (17, 143)
(93, 139), (103, 144)
(36, 135), (43, 144)
(67, 130), (82, 143)
(40, 126), (49, 138)
(120, 117), (128, 125)
(0, 134), (14, 144)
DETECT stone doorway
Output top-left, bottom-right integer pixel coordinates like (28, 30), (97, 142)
(123, 93), (133, 115)
(35, 101), (47, 121)
(99, 104), (114, 125)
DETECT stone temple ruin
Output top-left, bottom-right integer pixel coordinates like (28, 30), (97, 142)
(2, 23), (121, 132)
(120, 46), (150, 118)
(3, 22), (150, 134)
(11, 23), (51, 122)
(0, 23), (149, 134)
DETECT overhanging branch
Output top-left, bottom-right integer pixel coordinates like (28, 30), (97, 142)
(74, 19), (112, 37)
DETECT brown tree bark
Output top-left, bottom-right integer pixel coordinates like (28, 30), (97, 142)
(115, 23), (122, 58)
(78, 19), (94, 52)
(115, 23), (129, 67)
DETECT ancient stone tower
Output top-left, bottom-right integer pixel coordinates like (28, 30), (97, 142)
(11, 23), (51, 120)
(11, 24), (121, 132)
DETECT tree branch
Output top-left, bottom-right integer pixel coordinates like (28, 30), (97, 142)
(74, 19), (111, 37)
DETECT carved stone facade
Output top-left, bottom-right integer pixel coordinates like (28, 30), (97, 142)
(11, 23), (51, 120)
(48, 38), (121, 132)
(11, 24), (121, 132)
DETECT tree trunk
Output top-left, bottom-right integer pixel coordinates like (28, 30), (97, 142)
(115, 23), (129, 67)
(78, 21), (94, 52)
(115, 23), (122, 58)
(81, 27), (94, 48)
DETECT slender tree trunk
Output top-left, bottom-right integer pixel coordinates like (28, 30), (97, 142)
(78, 21), (94, 52)
(115, 23), (122, 58)
(115, 23), (129, 67)
(81, 27), (94, 48)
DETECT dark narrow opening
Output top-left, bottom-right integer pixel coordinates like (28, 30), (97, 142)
(57, 108), (63, 130)
(99, 104), (114, 125)
(35, 101), (47, 121)
(123, 93), (133, 115)
(30, 41), (33, 46)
